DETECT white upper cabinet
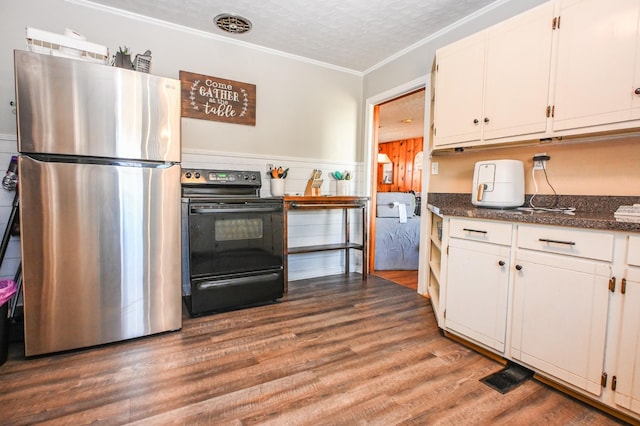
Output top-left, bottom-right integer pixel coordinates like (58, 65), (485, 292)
(482, 2), (554, 141)
(433, 0), (640, 150)
(433, 32), (485, 147)
(551, 0), (640, 133)
(433, 2), (554, 148)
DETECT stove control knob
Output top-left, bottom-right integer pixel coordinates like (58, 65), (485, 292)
(195, 172), (201, 179)
(250, 174), (257, 180)
(185, 172), (192, 179)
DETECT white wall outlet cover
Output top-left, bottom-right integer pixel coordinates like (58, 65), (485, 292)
(431, 162), (439, 175)
(533, 152), (547, 171)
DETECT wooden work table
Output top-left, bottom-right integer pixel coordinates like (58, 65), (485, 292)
(283, 196), (369, 291)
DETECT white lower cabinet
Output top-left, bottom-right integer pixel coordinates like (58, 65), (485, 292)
(613, 236), (640, 415)
(445, 218), (512, 352)
(446, 239), (510, 352)
(441, 218), (640, 421)
(511, 225), (614, 396)
(510, 249), (611, 396)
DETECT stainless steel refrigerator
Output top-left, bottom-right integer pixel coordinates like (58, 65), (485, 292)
(14, 50), (182, 356)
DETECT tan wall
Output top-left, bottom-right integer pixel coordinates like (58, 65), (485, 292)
(428, 134), (640, 196)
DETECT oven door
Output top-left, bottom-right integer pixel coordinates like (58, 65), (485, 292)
(185, 199), (285, 314)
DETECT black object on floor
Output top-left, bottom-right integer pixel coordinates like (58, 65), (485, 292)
(481, 363), (534, 394)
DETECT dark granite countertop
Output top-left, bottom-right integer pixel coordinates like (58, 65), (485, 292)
(427, 193), (640, 233)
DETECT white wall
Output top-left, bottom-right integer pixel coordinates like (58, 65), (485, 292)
(0, 0), (363, 162)
(0, 0), (368, 282)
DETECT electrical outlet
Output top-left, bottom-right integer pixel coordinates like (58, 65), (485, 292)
(533, 152), (547, 171)
(267, 163), (273, 172)
(431, 162), (439, 175)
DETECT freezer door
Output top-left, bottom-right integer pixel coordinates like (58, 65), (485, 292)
(19, 156), (182, 356)
(14, 50), (180, 162)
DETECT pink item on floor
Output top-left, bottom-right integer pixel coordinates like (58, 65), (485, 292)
(0, 279), (16, 305)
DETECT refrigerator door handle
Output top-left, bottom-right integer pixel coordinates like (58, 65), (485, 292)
(23, 153), (178, 168)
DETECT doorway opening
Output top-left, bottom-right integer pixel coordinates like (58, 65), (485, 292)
(369, 87), (426, 290)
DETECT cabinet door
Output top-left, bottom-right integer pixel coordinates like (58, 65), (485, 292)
(433, 32), (485, 147)
(633, 19), (640, 120)
(445, 238), (510, 352)
(614, 268), (640, 414)
(510, 249), (611, 396)
(552, 0), (640, 132)
(483, 2), (554, 141)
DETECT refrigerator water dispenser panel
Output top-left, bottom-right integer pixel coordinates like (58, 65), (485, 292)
(472, 159), (524, 209)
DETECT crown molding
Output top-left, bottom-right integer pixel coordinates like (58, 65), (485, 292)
(364, 0), (514, 74)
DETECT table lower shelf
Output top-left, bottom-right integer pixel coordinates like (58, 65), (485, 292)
(288, 243), (364, 255)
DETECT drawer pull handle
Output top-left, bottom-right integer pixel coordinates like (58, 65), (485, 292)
(463, 228), (487, 234)
(538, 238), (575, 246)
(498, 260), (506, 266)
(515, 264), (523, 271)
(621, 278), (627, 294)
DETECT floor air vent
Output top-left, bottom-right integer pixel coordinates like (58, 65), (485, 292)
(481, 363), (534, 394)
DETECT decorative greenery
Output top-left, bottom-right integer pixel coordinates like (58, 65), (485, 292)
(331, 170), (351, 180)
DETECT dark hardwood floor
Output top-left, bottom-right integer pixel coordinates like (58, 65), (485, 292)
(0, 274), (627, 425)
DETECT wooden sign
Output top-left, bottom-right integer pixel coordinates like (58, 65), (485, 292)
(179, 70), (256, 126)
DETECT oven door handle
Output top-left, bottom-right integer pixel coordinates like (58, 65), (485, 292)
(191, 205), (282, 214)
(198, 272), (281, 290)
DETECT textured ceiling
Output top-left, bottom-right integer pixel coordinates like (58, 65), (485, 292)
(379, 89), (426, 143)
(82, 0), (498, 72)
(79, 0), (492, 142)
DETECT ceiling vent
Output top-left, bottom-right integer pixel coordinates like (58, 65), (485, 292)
(214, 14), (252, 34)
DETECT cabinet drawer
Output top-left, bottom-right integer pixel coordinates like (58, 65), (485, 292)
(517, 225), (614, 262)
(449, 218), (513, 246)
(628, 235), (640, 267)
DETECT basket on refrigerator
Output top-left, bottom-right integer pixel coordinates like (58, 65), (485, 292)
(134, 50), (152, 73)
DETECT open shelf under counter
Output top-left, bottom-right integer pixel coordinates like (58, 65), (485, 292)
(283, 196), (369, 291)
(426, 206), (445, 326)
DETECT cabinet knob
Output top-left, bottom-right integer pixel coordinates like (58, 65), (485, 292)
(473, 118), (479, 124)
(484, 117), (490, 123)
(498, 260), (505, 266)
(635, 88), (640, 95)
(515, 264), (523, 271)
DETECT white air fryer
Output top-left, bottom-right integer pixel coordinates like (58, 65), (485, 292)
(472, 160), (524, 208)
